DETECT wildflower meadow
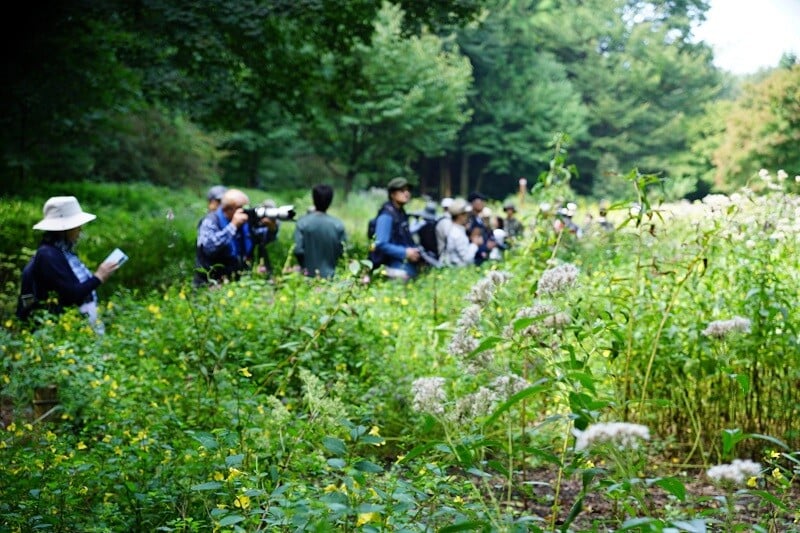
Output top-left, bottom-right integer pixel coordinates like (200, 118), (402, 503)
(1, 171), (799, 531)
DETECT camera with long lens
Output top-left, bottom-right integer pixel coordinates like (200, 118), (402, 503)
(243, 203), (296, 227)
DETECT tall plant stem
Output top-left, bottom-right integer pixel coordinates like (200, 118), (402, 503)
(638, 255), (703, 409)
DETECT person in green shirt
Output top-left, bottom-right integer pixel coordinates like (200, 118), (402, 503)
(293, 184), (346, 279)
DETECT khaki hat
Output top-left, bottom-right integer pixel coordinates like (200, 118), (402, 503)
(33, 196), (97, 231)
(447, 198), (472, 216)
(387, 177), (410, 192)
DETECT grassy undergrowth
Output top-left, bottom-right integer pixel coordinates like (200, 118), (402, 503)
(1, 176), (799, 531)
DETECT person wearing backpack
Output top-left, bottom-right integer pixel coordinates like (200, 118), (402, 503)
(369, 177), (421, 281)
(17, 196), (120, 330)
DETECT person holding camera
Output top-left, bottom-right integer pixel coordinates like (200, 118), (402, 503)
(194, 188), (277, 287)
(293, 184), (346, 279)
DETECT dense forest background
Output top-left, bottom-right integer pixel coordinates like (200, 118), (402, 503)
(2, 0), (798, 201)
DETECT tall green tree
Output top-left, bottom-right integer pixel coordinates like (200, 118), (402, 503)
(531, 0), (721, 199)
(707, 64), (800, 191)
(305, 2), (473, 196)
(1, 0), (485, 188)
(454, 0), (589, 197)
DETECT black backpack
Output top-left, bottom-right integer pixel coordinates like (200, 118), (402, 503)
(16, 254), (40, 321)
(416, 218), (440, 258)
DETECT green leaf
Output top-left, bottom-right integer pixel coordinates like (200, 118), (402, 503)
(191, 481), (223, 491)
(323, 436), (347, 456)
(225, 454), (244, 467)
(327, 458), (346, 469)
(482, 384), (547, 427)
(353, 460), (383, 473)
(438, 521), (488, 532)
(189, 431), (218, 450)
(651, 476), (686, 501)
(218, 514), (245, 526)
(748, 490), (787, 510)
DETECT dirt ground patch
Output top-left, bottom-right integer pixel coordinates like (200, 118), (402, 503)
(487, 465), (800, 531)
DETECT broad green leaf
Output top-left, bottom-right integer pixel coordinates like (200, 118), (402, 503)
(323, 436), (347, 456)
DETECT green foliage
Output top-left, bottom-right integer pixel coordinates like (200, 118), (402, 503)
(2, 177), (800, 530)
(90, 107), (224, 188)
(707, 65), (800, 191)
(307, 2), (473, 195)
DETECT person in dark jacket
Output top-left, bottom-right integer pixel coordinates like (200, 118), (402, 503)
(19, 196), (119, 330)
(373, 177), (421, 280)
(194, 188), (275, 287)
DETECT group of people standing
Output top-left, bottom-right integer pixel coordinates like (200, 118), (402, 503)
(17, 178), (526, 327)
(370, 178), (524, 281)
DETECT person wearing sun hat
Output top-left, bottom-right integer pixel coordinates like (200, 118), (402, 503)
(441, 198), (478, 267)
(17, 196), (119, 329)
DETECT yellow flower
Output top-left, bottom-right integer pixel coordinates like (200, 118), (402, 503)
(356, 512), (378, 526)
(369, 426), (381, 436)
(234, 494), (250, 509)
(227, 467), (243, 481)
(746, 476), (757, 487)
(772, 468), (783, 480)
(239, 367), (252, 378)
(770, 450), (781, 459)
(323, 484), (338, 493)
(453, 495), (464, 504)
(213, 471), (225, 481)
(77, 441), (88, 450)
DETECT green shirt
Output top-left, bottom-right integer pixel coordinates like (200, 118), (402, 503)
(293, 212), (346, 278)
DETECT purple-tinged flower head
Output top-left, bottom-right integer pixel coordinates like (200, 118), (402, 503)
(702, 316), (751, 338)
(537, 263), (579, 295)
(411, 377), (447, 416)
(467, 270), (512, 307)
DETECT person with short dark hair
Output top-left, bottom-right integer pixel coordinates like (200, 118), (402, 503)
(293, 184), (347, 279)
(18, 196), (120, 330)
(372, 177), (421, 280)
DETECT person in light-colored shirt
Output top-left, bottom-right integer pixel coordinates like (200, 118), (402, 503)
(442, 199), (477, 267)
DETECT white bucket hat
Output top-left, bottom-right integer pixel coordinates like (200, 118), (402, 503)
(33, 196), (97, 231)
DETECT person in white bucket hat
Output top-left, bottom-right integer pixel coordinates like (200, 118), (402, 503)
(17, 196), (119, 330)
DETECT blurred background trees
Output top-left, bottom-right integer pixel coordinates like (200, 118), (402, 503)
(1, 0), (797, 201)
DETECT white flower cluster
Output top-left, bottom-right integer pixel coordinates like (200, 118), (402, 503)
(702, 316), (751, 338)
(447, 329), (478, 359)
(537, 263), (579, 295)
(707, 459), (762, 486)
(466, 270), (511, 306)
(411, 377), (447, 416)
(456, 304), (482, 330)
(449, 373), (530, 423)
(574, 422), (650, 451)
(491, 373), (530, 398)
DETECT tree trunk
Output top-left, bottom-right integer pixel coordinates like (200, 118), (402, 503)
(459, 152), (470, 198)
(439, 156), (451, 198)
